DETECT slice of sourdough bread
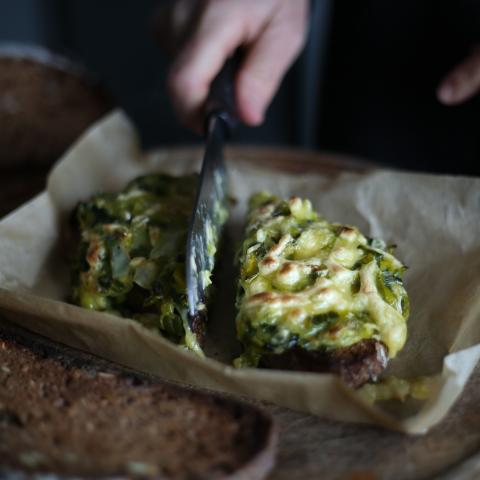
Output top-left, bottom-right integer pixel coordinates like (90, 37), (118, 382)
(0, 44), (112, 167)
(0, 319), (276, 480)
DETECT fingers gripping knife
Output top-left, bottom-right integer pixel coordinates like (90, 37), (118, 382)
(185, 55), (239, 340)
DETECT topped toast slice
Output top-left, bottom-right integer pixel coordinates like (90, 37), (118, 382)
(235, 193), (409, 387)
(71, 173), (223, 355)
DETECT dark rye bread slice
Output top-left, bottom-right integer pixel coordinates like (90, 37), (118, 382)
(261, 340), (388, 389)
(0, 44), (112, 167)
(0, 320), (276, 480)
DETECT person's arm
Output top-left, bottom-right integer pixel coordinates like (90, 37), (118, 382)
(159, 0), (309, 132)
(437, 46), (480, 105)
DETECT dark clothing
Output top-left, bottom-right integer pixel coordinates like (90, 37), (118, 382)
(319, 0), (480, 175)
(1, 0), (479, 174)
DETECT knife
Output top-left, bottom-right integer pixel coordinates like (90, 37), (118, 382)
(185, 55), (239, 339)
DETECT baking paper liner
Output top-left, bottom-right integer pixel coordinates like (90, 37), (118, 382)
(1, 111), (480, 434)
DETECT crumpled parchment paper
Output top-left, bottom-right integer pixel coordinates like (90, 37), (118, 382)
(1, 110), (480, 434)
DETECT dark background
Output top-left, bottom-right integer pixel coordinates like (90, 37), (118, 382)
(1, 0), (479, 174)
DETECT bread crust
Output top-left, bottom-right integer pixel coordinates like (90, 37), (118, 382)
(260, 339), (388, 388)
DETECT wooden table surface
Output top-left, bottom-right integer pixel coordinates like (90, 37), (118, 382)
(1, 161), (480, 480)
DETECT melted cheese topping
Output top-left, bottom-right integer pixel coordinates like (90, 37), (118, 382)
(71, 174), (215, 355)
(357, 376), (434, 403)
(235, 193), (409, 367)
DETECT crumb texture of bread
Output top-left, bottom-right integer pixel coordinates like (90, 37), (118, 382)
(0, 324), (275, 480)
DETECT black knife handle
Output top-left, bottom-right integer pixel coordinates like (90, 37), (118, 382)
(205, 51), (241, 135)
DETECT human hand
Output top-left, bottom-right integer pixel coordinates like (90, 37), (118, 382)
(158, 0), (309, 132)
(437, 46), (480, 106)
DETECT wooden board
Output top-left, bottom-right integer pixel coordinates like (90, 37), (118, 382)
(264, 368), (480, 480)
(1, 147), (479, 480)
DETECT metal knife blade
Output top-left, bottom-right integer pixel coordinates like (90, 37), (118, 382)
(185, 54), (239, 334)
(186, 116), (227, 323)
